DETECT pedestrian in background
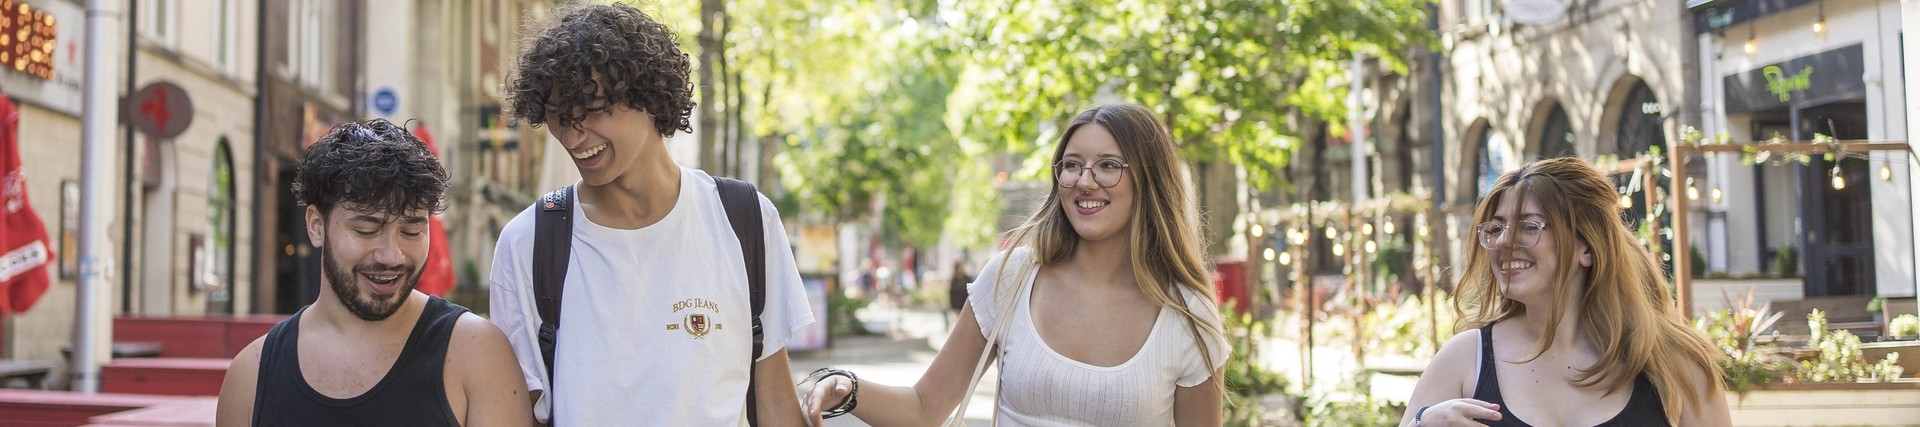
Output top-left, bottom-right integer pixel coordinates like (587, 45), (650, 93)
(800, 103), (1227, 426)
(1400, 157), (1730, 426)
(944, 260), (972, 329)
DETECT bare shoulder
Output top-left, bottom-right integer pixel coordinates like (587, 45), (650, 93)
(231, 335), (268, 373)
(1427, 329), (1486, 391)
(443, 313), (519, 389)
(1434, 328), (1482, 364)
(1674, 355), (1732, 426)
(216, 336), (269, 427)
(449, 313), (513, 354)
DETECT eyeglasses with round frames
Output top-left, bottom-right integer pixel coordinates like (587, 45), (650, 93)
(1476, 220), (1548, 249)
(1054, 158), (1130, 188)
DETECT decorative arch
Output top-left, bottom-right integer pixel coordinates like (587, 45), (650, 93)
(1596, 75), (1667, 157)
(1463, 118), (1507, 200)
(1525, 99), (1577, 160)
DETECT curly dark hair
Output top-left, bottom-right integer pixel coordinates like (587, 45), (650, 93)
(294, 119), (449, 219)
(506, 3), (694, 135)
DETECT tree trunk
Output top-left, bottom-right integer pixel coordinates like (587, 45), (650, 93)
(697, 0), (723, 172)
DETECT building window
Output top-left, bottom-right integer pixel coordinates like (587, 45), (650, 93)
(1474, 123), (1504, 198)
(206, 139), (235, 312)
(1613, 82), (1664, 157)
(142, 0), (177, 46)
(214, 0), (239, 72)
(1537, 104), (1576, 159)
(289, 0), (326, 88)
(1613, 81), (1665, 225)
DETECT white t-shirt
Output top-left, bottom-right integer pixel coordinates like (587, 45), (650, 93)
(968, 248), (1226, 426)
(489, 166), (815, 426)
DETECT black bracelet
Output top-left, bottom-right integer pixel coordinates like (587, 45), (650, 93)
(808, 368), (859, 418)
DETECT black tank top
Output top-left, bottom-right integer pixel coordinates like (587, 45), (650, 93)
(252, 296), (468, 426)
(1471, 325), (1669, 426)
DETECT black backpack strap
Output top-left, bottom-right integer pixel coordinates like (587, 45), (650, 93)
(714, 176), (766, 426)
(531, 184), (574, 411)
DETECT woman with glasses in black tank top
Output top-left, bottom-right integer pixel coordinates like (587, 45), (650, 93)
(1400, 157), (1731, 426)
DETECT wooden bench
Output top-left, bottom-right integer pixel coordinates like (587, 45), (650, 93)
(100, 359), (230, 397)
(0, 360), (57, 390)
(0, 389), (187, 427)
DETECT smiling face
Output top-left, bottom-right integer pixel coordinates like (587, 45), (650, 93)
(307, 204), (429, 321)
(1055, 124), (1135, 243)
(548, 100), (666, 187)
(1484, 193), (1590, 304)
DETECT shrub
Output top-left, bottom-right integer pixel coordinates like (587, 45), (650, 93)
(1223, 305), (1291, 426)
(1890, 314), (1920, 338)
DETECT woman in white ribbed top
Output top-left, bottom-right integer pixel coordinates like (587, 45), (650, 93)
(801, 103), (1228, 426)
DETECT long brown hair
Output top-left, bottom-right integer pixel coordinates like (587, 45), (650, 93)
(1453, 157), (1724, 423)
(992, 103), (1226, 390)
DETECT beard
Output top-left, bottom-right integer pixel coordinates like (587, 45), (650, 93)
(321, 237), (422, 321)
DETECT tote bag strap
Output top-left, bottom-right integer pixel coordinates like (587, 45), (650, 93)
(943, 258), (1034, 426)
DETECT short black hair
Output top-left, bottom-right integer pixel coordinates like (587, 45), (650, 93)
(294, 119), (449, 219)
(506, 3), (694, 135)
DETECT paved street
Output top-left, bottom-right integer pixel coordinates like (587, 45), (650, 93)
(789, 300), (997, 426)
(789, 298), (1421, 426)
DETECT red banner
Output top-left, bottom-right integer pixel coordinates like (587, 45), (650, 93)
(413, 123), (454, 296)
(0, 94), (53, 313)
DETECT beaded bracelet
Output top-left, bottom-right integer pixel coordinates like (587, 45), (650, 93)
(807, 368), (860, 419)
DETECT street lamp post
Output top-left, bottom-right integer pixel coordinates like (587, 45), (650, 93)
(73, 0), (122, 394)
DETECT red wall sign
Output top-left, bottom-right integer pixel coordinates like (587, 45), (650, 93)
(129, 81), (194, 139)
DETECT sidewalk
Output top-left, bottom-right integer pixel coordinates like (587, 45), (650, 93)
(789, 299), (997, 426)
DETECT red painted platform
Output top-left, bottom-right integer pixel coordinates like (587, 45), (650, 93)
(0, 389), (188, 427)
(113, 315), (285, 358)
(99, 359), (231, 397)
(82, 396), (216, 426)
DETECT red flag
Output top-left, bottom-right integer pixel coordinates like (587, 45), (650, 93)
(0, 94), (54, 313)
(412, 123), (455, 296)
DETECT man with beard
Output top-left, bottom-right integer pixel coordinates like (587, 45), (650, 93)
(215, 119), (530, 426)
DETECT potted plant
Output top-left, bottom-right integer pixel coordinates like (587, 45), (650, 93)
(1867, 296), (1886, 326)
(1889, 314), (1920, 341)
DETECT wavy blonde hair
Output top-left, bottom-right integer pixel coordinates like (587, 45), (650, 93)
(990, 103), (1226, 390)
(1454, 157), (1724, 423)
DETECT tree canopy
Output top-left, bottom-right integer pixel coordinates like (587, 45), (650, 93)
(643, 0), (1433, 250)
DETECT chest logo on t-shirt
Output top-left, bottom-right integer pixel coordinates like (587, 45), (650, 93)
(665, 297), (725, 339)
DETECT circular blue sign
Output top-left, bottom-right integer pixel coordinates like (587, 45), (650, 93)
(371, 87), (400, 116)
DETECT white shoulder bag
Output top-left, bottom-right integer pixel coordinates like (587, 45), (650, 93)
(942, 256), (1036, 426)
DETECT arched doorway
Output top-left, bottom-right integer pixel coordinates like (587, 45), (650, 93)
(1612, 80), (1672, 270)
(205, 139), (236, 313)
(1536, 103), (1576, 159)
(1471, 120), (1506, 199)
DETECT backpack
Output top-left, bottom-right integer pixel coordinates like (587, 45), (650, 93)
(531, 176), (768, 425)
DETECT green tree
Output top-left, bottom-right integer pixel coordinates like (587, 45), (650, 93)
(952, 0), (1432, 254)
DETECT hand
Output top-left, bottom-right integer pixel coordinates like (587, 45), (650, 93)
(1419, 398), (1502, 426)
(801, 375), (852, 427)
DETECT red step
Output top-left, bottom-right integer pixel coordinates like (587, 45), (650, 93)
(83, 396), (216, 426)
(0, 389), (187, 427)
(113, 315), (285, 358)
(100, 359), (231, 397)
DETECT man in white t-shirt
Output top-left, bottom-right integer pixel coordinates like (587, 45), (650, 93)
(488, 4), (814, 426)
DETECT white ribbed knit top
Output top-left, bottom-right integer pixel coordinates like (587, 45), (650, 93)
(966, 248), (1226, 426)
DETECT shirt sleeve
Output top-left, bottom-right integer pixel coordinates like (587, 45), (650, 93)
(756, 193), (816, 360)
(1175, 287), (1229, 388)
(965, 248), (1029, 339)
(485, 208), (551, 420)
